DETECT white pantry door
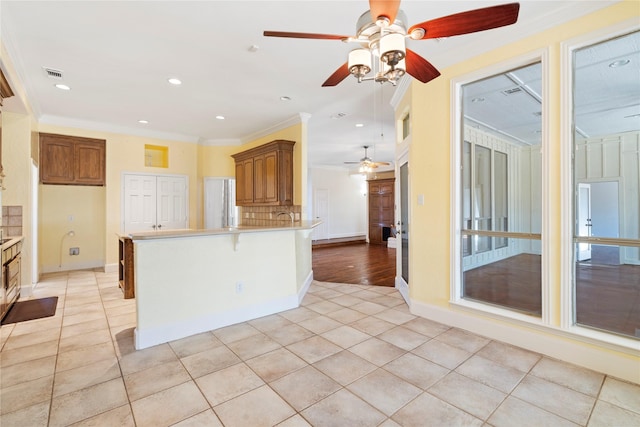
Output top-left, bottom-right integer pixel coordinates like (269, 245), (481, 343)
(312, 188), (329, 240)
(156, 175), (188, 231)
(123, 174), (188, 233)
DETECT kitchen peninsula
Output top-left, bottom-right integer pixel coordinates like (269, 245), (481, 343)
(129, 221), (318, 349)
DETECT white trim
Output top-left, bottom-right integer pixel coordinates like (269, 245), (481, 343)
(104, 263), (118, 274)
(450, 49), (549, 318)
(539, 48), (551, 325)
(135, 293), (299, 350)
(560, 19), (640, 331)
(390, 77), (411, 110)
(411, 299), (640, 384)
(39, 114), (201, 144)
(240, 113), (310, 144)
(396, 276), (410, 306)
(41, 260), (104, 274)
(298, 270), (313, 304)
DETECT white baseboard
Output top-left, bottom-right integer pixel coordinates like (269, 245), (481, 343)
(410, 299), (640, 384)
(298, 270), (313, 303)
(41, 260), (104, 274)
(135, 294), (299, 350)
(395, 277), (410, 306)
(104, 263), (118, 273)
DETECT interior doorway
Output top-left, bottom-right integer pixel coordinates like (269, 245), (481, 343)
(312, 188), (329, 241)
(577, 180), (621, 265)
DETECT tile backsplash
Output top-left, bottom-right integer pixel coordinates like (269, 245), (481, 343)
(2, 205), (23, 237)
(239, 205), (302, 226)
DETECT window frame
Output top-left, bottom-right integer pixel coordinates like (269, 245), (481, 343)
(560, 19), (640, 346)
(450, 49), (550, 325)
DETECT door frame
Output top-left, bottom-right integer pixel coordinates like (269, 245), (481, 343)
(395, 148), (410, 305)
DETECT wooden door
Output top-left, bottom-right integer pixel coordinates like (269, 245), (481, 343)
(368, 178), (395, 245)
(253, 155), (265, 203)
(235, 161), (254, 205)
(264, 151), (278, 203)
(40, 137), (75, 184)
(75, 142), (105, 185)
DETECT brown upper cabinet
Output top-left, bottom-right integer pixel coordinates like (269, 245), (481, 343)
(40, 133), (106, 186)
(0, 69), (15, 178)
(231, 140), (294, 206)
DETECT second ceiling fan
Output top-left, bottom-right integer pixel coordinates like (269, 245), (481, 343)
(264, 0), (520, 87)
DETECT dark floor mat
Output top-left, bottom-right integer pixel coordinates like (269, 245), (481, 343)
(1, 297), (58, 324)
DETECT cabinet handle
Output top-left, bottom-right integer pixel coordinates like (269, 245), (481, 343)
(157, 224), (162, 229)
(152, 225), (157, 230)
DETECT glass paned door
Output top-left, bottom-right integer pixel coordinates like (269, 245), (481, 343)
(400, 162), (409, 284)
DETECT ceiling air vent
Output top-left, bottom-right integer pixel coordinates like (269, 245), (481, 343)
(43, 67), (64, 79)
(502, 87), (522, 95)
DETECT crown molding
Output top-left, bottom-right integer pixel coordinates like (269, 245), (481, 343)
(240, 113), (310, 144)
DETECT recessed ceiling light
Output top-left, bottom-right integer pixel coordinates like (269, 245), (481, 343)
(355, 123), (364, 127)
(280, 96), (291, 101)
(471, 97), (485, 103)
(55, 83), (71, 90)
(215, 115), (225, 120)
(609, 59), (630, 68)
(138, 120), (149, 124)
(168, 78), (182, 85)
(248, 45), (259, 52)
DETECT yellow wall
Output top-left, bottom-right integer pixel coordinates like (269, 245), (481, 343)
(37, 124), (200, 269)
(402, 1), (639, 381)
(39, 185), (106, 272)
(2, 112), (34, 285)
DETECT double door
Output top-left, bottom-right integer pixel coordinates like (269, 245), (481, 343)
(123, 174), (188, 233)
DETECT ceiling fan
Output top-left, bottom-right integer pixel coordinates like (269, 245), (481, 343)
(345, 145), (391, 172)
(264, 0), (520, 87)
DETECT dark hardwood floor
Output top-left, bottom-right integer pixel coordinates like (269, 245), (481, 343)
(312, 242), (396, 287)
(464, 253), (640, 338)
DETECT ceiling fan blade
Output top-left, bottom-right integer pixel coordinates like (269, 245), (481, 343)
(369, 0), (401, 24)
(373, 162), (391, 166)
(322, 62), (350, 87)
(263, 31), (349, 40)
(344, 161), (361, 164)
(408, 3), (520, 39)
(405, 49), (441, 83)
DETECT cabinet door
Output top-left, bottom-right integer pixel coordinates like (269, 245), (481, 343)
(75, 142), (105, 185)
(41, 138), (75, 184)
(235, 162), (246, 204)
(242, 159), (254, 204)
(264, 151), (278, 203)
(253, 155), (265, 203)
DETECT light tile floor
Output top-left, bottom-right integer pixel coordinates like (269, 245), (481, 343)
(1, 270), (639, 426)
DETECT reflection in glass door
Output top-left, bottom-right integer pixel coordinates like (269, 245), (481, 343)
(400, 162), (409, 284)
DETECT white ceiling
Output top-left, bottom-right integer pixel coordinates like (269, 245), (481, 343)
(0, 1), (624, 169)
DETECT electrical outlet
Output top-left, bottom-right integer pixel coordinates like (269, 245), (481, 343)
(69, 247), (80, 256)
(235, 282), (243, 294)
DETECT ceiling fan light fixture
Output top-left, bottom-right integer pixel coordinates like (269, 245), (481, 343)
(383, 58), (406, 81)
(348, 49), (372, 79)
(409, 28), (426, 40)
(380, 33), (405, 66)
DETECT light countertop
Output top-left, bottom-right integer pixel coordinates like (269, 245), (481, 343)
(1, 236), (23, 250)
(126, 220), (321, 241)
